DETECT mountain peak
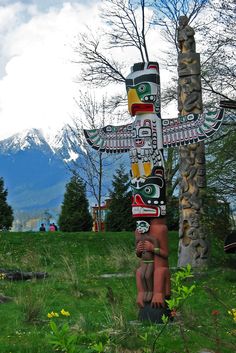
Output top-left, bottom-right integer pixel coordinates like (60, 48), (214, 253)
(45, 125), (79, 161)
(0, 126), (80, 162)
(0, 128), (50, 154)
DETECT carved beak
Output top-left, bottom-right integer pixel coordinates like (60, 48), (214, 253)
(128, 88), (154, 116)
(128, 88), (140, 115)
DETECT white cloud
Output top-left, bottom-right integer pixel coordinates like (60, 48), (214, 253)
(0, 1), (176, 140)
(0, 1), (102, 139)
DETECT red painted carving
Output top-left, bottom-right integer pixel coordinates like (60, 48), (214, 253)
(135, 218), (171, 308)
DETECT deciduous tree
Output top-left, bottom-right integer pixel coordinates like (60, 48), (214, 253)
(66, 93), (125, 231)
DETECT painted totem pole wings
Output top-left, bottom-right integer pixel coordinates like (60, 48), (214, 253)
(162, 109), (224, 148)
(84, 123), (133, 153)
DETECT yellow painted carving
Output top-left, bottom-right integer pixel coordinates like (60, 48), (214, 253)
(143, 162), (151, 176)
(132, 163), (140, 178)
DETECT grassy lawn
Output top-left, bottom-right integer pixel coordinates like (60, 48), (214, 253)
(0, 230), (235, 353)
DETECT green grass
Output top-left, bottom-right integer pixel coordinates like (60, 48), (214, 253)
(0, 230), (235, 353)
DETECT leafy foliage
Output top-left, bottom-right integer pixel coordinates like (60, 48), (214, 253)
(106, 165), (135, 231)
(68, 93), (126, 231)
(206, 128), (236, 200)
(166, 264), (196, 311)
(166, 196), (179, 230)
(0, 177), (13, 230)
(58, 174), (92, 231)
(202, 187), (233, 240)
(48, 319), (77, 353)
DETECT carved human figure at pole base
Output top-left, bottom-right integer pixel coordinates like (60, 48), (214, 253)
(135, 218), (170, 308)
(135, 220), (156, 304)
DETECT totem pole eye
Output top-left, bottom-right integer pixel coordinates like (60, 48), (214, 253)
(144, 186), (153, 194)
(138, 84), (147, 93)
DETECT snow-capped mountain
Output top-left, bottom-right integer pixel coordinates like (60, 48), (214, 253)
(0, 127), (127, 231)
(0, 127), (79, 160)
(0, 128), (80, 218)
(47, 126), (80, 162)
(0, 128), (50, 154)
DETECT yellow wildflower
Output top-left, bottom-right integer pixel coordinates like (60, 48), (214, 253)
(0, 273), (6, 280)
(60, 309), (70, 317)
(47, 311), (59, 318)
(228, 309), (236, 322)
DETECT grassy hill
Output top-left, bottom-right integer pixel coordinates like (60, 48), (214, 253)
(0, 231), (235, 353)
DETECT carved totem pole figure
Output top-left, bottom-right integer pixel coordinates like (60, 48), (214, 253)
(125, 63), (170, 314)
(177, 16), (208, 267)
(84, 23), (224, 320)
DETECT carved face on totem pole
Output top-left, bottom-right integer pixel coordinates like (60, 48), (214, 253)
(125, 62), (166, 219)
(136, 220), (150, 234)
(131, 166), (166, 218)
(125, 62), (161, 117)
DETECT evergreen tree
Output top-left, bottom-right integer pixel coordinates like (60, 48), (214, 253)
(58, 174), (92, 232)
(106, 165), (135, 231)
(0, 177), (14, 230)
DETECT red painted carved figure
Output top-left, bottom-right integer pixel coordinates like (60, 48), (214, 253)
(135, 218), (170, 308)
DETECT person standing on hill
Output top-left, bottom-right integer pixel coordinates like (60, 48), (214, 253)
(52, 223), (58, 231)
(49, 223), (56, 232)
(39, 223), (46, 232)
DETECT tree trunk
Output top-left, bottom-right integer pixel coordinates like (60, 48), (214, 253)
(177, 16), (208, 268)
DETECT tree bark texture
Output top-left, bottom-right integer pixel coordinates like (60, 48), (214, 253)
(177, 16), (208, 268)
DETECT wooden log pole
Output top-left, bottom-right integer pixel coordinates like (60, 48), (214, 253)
(177, 16), (208, 268)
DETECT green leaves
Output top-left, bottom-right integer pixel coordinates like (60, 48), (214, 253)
(90, 341), (105, 353)
(48, 319), (78, 353)
(166, 265), (196, 311)
(161, 314), (169, 325)
(49, 319), (59, 335)
(139, 332), (148, 342)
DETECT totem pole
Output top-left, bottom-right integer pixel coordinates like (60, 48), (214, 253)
(177, 16), (208, 267)
(84, 36), (224, 322)
(126, 63), (171, 322)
